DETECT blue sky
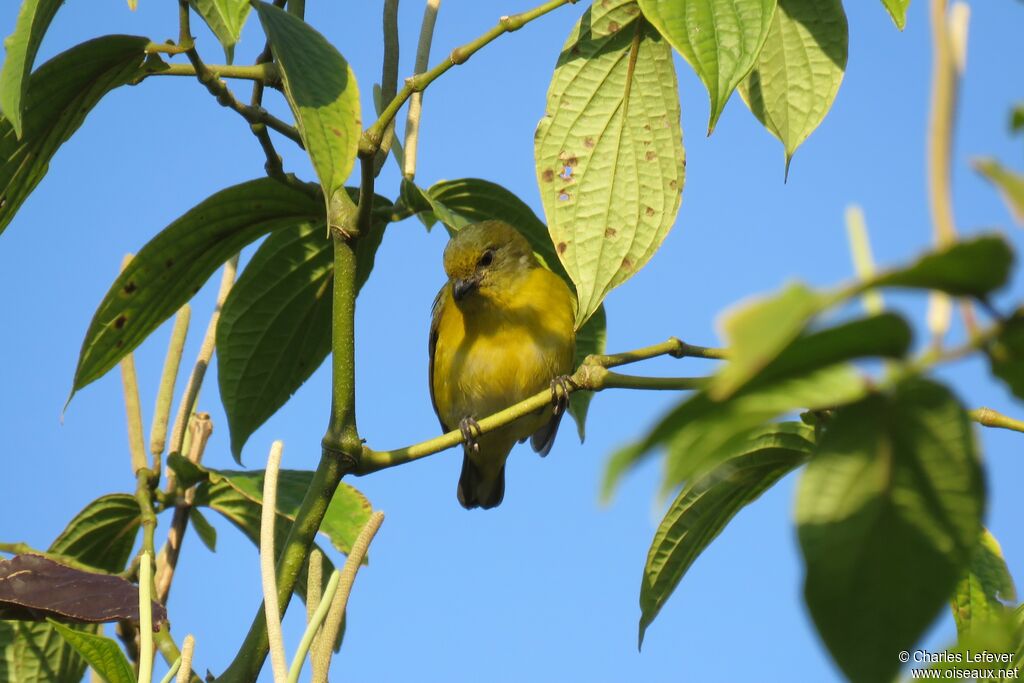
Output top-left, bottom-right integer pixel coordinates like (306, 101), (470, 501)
(2, 1), (1023, 681)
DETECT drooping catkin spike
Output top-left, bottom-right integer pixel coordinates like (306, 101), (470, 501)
(261, 441), (288, 683)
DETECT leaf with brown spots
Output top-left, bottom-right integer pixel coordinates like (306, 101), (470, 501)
(0, 555), (165, 627)
(71, 178), (321, 398)
(535, 1), (685, 328)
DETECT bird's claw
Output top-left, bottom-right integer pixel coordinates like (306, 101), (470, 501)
(459, 417), (482, 453)
(550, 375), (575, 416)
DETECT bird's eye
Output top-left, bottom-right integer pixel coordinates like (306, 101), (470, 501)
(478, 250), (494, 267)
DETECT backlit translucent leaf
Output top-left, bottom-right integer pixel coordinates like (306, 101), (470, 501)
(952, 529), (1017, 635)
(48, 621), (134, 683)
(639, 423), (812, 647)
(986, 313), (1024, 401)
(536, 1), (685, 328)
(0, 36), (150, 235)
(974, 158), (1024, 225)
(797, 379), (983, 683)
(871, 234), (1013, 298)
(0, 621), (87, 683)
(739, 0), (848, 175)
(189, 0), (251, 62)
(0, 0), (64, 137)
(882, 0), (910, 30)
(49, 495), (140, 573)
(72, 178), (321, 396)
(638, 0), (776, 133)
(255, 3), (360, 221)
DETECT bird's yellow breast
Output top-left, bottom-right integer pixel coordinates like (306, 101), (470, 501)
(432, 267), (575, 436)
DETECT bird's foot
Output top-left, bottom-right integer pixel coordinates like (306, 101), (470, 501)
(549, 375), (576, 416)
(459, 417), (482, 454)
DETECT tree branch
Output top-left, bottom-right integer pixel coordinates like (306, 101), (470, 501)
(361, 0), (579, 155)
(970, 407), (1024, 434)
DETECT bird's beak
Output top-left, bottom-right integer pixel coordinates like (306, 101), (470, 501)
(452, 276), (478, 301)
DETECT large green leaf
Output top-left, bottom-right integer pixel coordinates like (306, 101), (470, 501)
(0, 0), (64, 138)
(254, 3), (360, 220)
(48, 495), (140, 573)
(604, 313), (911, 497)
(952, 529), (1018, 636)
(638, 0), (776, 133)
(217, 193), (390, 460)
(72, 178), (321, 396)
(0, 35), (150, 235)
(0, 621), (88, 683)
(535, 1), (685, 328)
(47, 621), (134, 683)
(974, 158), (1024, 226)
(638, 422), (811, 647)
(881, 0), (910, 30)
(797, 379), (983, 683)
(189, 0), (251, 62)
(987, 313), (1024, 401)
(871, 234), (1013, 298)
(739, 0), (848, 175)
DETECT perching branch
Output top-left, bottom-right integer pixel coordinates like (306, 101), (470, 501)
(970, 407), (1024, 434)
(361, 0), (579, 155)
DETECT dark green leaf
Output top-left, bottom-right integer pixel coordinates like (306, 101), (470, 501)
(536, 1), (685, 328)
(166, 453), (206, 489)
(881, 0), (910, 30)
(0, 0), (64, 137)
(638, 0), (777, 133)
(254, 3), (360, 216)
(739, 0), (848, 174)
(189, 508), (218, 553)
(974, 158), (1024, 226)
(48, 495), (140, 573)
(871, 234), (1014, 298)
(639, 423), (812, 647)
(569, 305), (607, 441)
(797, 379), (983, 683)
(188, 0), (251, 62)
(988, 313), (1024, 401)
(0, 36), (150, 235)
(72, 178), (321, 396)
(217, 192), (390, 460)
(1012, 105), (1024, 135)
(47, 620), (134, 683)
(952, 529), (1017, 636)
(0, 621), (88, 683)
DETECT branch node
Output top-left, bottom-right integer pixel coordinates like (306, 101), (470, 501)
(449, 47), (469, 65)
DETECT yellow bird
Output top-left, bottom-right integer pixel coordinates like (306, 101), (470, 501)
(429, 220), (576, 509)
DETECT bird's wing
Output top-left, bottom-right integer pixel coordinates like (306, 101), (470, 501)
(428, 283), (451, 433)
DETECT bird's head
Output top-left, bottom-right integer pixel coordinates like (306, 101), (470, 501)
(443, 220), (536, 303)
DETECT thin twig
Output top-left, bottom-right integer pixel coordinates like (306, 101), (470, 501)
(970, 407), (1024, 434)
(248, 0), (288, 179)
(157, 657), (181, 683)
(138, 552), (154, 683)
(403, 0), (441, 180)
(289, 570), (340, 683)
(311, 512), (385, 682)
(261, 441), (289, 683)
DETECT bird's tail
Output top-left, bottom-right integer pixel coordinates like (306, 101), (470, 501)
(457, 454), (505, 509)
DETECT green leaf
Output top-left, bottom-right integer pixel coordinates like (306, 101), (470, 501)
(47, 621), (134, 683)
(738, 0), (848, 175)
(796, 379), (983, 683)
(535, 2), (685, 328)
(188, 0), (251, 62)
(638, 0), (777, 133)
(0, 621), (88, 683)
(952, 529), (1017, 635)
(871, 233), (1014, 298)
(72, 178), (321, 397)
(881, 0), (910, 30)
(189, 508), (218, 553)
(569, 305), (607, 441)
(198, 467), (372, 556)
(48, 495), (140, 573)
(1012, 105), (1024, 135)
(217, 192), (390, 460)
(710, 281), (826, 400)
(987, 313), (1024, 401)
(604, 313), (910, 497)
(974, 158), (1024, 225)
(0, 0), (64, 137)
(0, 35), (150, 235)
(639, 423), (812, 647)
(254, 2), (360, 219)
